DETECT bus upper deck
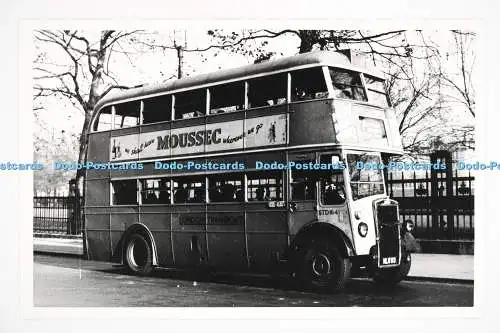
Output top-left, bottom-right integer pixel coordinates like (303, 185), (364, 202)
(88, 50), (403, 166)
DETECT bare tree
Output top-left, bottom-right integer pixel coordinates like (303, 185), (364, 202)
(438, 30), (475, 117)
(33, 30), (140, 194)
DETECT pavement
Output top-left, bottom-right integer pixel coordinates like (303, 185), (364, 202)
(33, 235), (474, 283)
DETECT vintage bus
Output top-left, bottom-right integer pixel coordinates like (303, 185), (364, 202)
(84, 50), (415, 291)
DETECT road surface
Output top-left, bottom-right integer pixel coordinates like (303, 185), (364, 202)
(34, 254), (473, 307)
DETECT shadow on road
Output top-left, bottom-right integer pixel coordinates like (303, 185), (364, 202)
(92, 263), (411, 297)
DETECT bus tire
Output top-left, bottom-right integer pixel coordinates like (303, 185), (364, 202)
(296, 237), (351, 292)
(373, 252), (411, 285)
(124, 233), (154, 276)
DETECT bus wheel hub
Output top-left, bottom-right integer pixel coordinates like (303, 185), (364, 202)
(312, 253), (332, 277)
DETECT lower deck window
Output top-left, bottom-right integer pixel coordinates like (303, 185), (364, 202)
(208, 174), (243, 202)
(173, 176), (206, 203)
(140, 178), (171, 204)
(111, 180), (138, 205)
(247, 171), (283, 201)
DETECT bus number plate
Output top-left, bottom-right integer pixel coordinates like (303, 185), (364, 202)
(382, 257), (397, 265)
(268, 201), (285, 208)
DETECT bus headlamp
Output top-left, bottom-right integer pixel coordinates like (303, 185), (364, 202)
(358, 222), (368, 237)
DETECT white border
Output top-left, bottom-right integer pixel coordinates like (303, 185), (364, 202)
(4, 0), (497, 330)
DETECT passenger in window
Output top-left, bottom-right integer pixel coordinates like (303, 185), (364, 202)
(174, 184), (188, 203)
(256, 186), (265, 201)
(293, 87), (307, 101)
(209, 185), (222, 202)
(256, 186), (270, 201)
(235, 189), (244, 202)
(159, 190), (170, 204)
(145, 191), (158, 204)
(191, 188), (205, 203)
(221, 181), (235, 202)
(323, 177), (345, 205)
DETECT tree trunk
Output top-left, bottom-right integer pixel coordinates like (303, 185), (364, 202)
(298, 30), (321, 53)
(75, 109), (92, 197)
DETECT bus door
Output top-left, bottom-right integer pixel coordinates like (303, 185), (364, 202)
(316, 153), (352, 240)
(170, 176), (208, 268)
(206, 173), (247, 271)
(287, 153), (318, 236)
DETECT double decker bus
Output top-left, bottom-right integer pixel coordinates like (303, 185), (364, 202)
(84, 50), (415, 291)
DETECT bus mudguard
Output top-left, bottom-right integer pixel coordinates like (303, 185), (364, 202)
(117, 223), (159, 266)
(290, 221), (355, 258)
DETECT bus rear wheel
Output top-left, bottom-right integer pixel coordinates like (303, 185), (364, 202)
(124, 234), (153, 276)
(296, 237), (351, 292)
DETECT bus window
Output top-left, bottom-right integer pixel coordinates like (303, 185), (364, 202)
(140, 178), (171, 204)
(347, 153), (385, 200)
(291, 68), (328, 102)
(328, 68), (367, 102)
(114, 101), (140, 128)
(209, 82), (244, 114)
(93, 106), (112, 131)
(290, 162), (317, 200)
(172, 176), (206, 203)
(359, 116), (388, 145)
(208, 174), (243, 202)
(248, 74), (287, 108)
(111, 180), (138, 205)
(143, 95), (172, 124)
(319, 154), (345, 205)
(364, 75), (389, 107)
(247, 171), (283, 201)
(174, 89), (206, 119)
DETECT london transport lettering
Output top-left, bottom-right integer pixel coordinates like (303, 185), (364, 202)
(110, 114), (286, 161)
(179, 215), (243, 226)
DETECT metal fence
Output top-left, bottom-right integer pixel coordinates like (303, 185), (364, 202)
(387, 169), (474, 240)
(33, 196), (83, 234)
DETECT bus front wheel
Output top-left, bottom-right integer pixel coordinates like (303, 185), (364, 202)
(124, 234), (153, 276)
(296, 237), (351, 292)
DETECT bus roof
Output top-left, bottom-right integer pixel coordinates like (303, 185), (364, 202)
(95, 50), (384, 112)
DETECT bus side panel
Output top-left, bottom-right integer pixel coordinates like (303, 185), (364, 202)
(87, 132), (110, 163)
(85, 179), (110, 206)
(171, 206), (207, 267)
(245, 207), (288, 272)
(140, 207), (173, 267)
(288, 99), (335, 146)
(86, 231), (112, 262)
(206, 208), (247, 270)
(110, 209), (139, 259)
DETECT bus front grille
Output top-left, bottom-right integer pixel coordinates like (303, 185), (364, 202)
(376, 203), (401, 267)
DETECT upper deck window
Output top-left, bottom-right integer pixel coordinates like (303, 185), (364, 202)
(174, 89), (206, 119)
(328, 67), (367, 102)
(364, 75), (389, 108)
(248, 74), (287, 108)
(209, 82), (245, 114)
(93, 106), (112, 131)
(114, 101), (140, 128)
(291, 68), (328, 102)
(143, 95), (172, 124)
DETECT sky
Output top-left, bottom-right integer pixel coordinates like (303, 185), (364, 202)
(33, 29), (475, 156)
